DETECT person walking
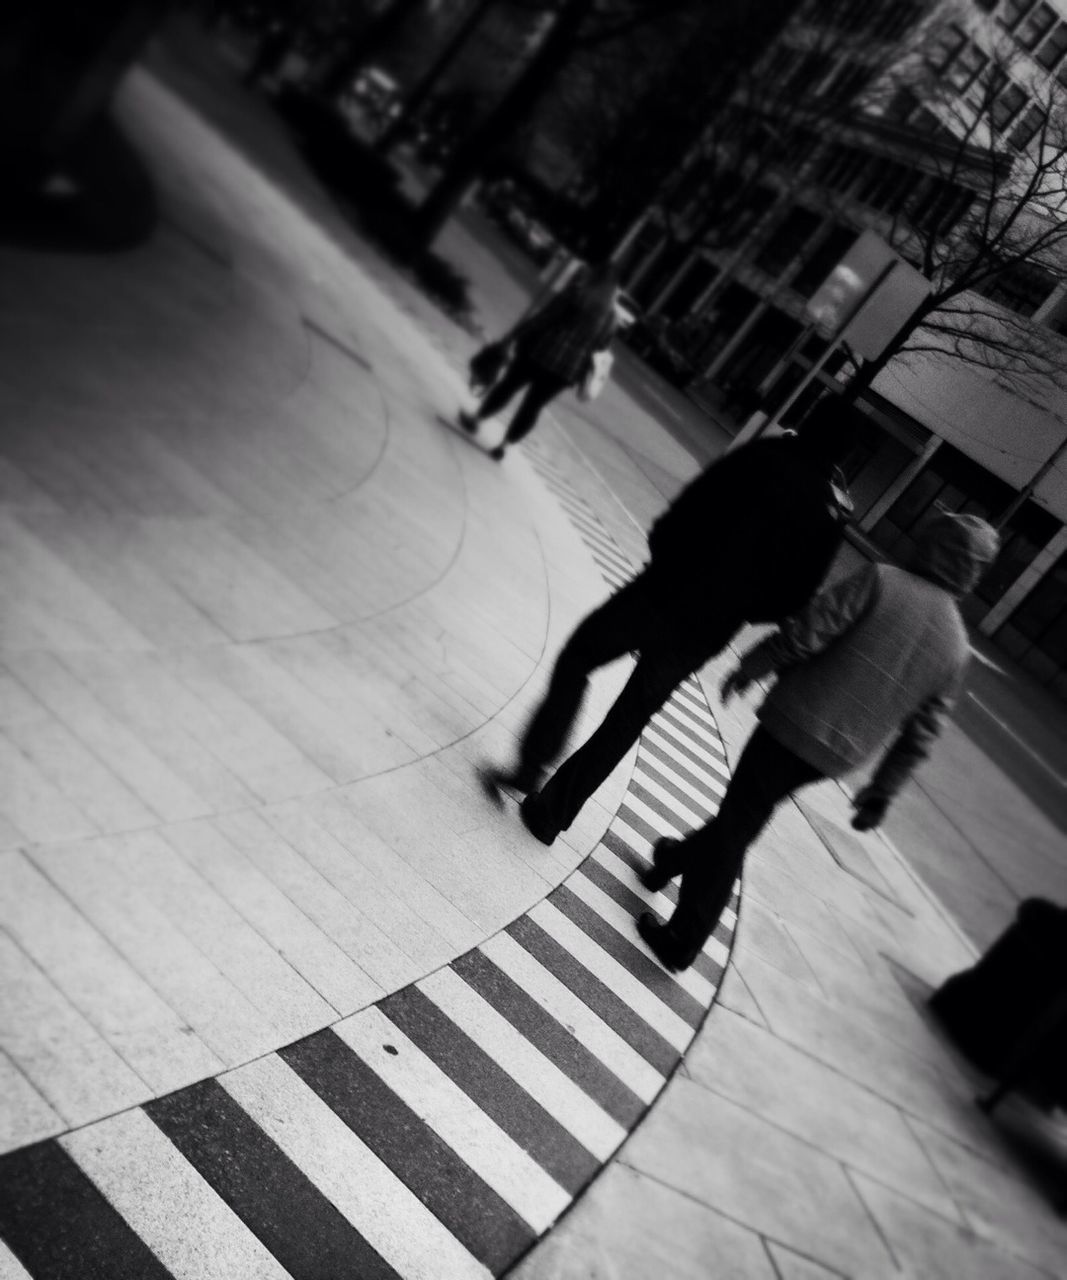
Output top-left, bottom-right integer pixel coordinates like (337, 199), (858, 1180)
(636, 510), (1001, 972)
(460, 262), (620, 460)
(481, 409), (852, 842)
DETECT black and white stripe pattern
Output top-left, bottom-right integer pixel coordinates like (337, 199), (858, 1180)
(0, 449), (740, 1279)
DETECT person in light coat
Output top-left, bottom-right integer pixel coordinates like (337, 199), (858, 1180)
(638, 510), (1001, 972)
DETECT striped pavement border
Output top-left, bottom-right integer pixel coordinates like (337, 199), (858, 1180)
(0, 441), (740, 1280)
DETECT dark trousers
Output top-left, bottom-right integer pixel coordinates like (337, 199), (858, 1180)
(521, 571), (741, 835)
(478, 356), (570, 444)
(659, 727), (824, 962)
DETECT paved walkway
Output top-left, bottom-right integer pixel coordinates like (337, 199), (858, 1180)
(0, 35), (1065, 1280)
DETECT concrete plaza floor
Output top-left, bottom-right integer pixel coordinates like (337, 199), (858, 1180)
(0, 32), (1065, 1279)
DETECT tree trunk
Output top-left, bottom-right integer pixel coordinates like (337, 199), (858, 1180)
(376, 0), (498, 155)
(411, 0), (596, 252)
(318, 0), (424, 101)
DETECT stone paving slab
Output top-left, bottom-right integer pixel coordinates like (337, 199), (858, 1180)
(0, 66), (632, 1150)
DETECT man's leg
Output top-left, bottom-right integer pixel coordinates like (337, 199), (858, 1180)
(502, 370), (570, 446)
(496, 574), (660, 798)
(640, 728), (824, 969)
(524, 622), (738, 842)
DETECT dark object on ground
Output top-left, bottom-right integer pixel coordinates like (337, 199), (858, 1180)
(930, 898), (1067, 1111)
(0, 112), (156, 251)
(1, 0), (167, 187)
(0, 0), (164, 250)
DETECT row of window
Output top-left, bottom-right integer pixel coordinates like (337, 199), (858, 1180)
(759, 45), (874, 105)
(978, 0), (1067, 73)
(933, 27), (1047, 147)
(814, 143), (977, 237)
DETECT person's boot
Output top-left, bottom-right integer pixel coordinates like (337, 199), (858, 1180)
(640, 837), (684, 893)
(520, 790), (560, 845)
(459, 410), (479, 433)
(637, 911), (700, 973)
(489, 445), (506, 461)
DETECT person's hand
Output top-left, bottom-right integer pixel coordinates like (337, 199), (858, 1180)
(851, 785), (889, 832)
(720, 668), (751, 705)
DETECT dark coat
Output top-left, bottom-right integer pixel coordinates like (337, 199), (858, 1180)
(646, 437), (844, 635)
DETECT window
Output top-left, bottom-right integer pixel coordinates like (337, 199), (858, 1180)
(855, 160), (924, 215)
(996, 546), (1067, 689)
(998, 0), (1035, 31)
(974, 261), (1056, 315)
(791, 225), (857, 296)
(974, 504), (1058, 606)
(930, 23), (968, 72)
(819, 145), (870, 192)
(754, 208), (822, 277)
(910, 180), (976, 236)
(945, 42), (990, 92)
(823, 63), (873, 104)
(661, 258), (719, 322)
(1009, 103), (1046, 148)
(1016, 1), (1056, 48)
(992, 81), (1028, 131)
(1035, 19), (1067, 68)
(872, 444), (1014, 565)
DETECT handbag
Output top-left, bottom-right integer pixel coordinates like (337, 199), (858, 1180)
(469, 341), (513, 394)
(578, 348), (614, 402)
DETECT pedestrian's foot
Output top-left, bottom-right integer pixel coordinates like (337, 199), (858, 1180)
(637, 911), (693, 973)
(479, 765), (543, 807)
(490, 445), (506, 461)
(640, 836), (682, 894)
(459, 410), (479, 434)
(520, 791), (559, 845)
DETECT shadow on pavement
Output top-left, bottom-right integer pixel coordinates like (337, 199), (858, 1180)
(0, 113), (157, 253)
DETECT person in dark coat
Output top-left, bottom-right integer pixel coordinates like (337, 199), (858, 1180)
(481, 408), (851, 844)
(637, 510), (1000, 972)
(460, 262), (619, 460)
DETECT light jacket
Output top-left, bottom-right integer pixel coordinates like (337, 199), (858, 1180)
(738, 513), (1000, 795)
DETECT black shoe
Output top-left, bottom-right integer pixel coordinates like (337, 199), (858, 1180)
(459, 410), (479, 434)
(490, 445), (506, 461)
(640, 837), (682, 893)
(520, 791), (559, 845)
(637, 911), (693, 973)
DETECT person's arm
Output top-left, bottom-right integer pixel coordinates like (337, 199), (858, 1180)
(851, 683), (960, 830)
(722, 566), (879, 705)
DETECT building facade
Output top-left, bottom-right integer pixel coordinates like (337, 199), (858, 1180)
(621, 0), (1067, 698)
